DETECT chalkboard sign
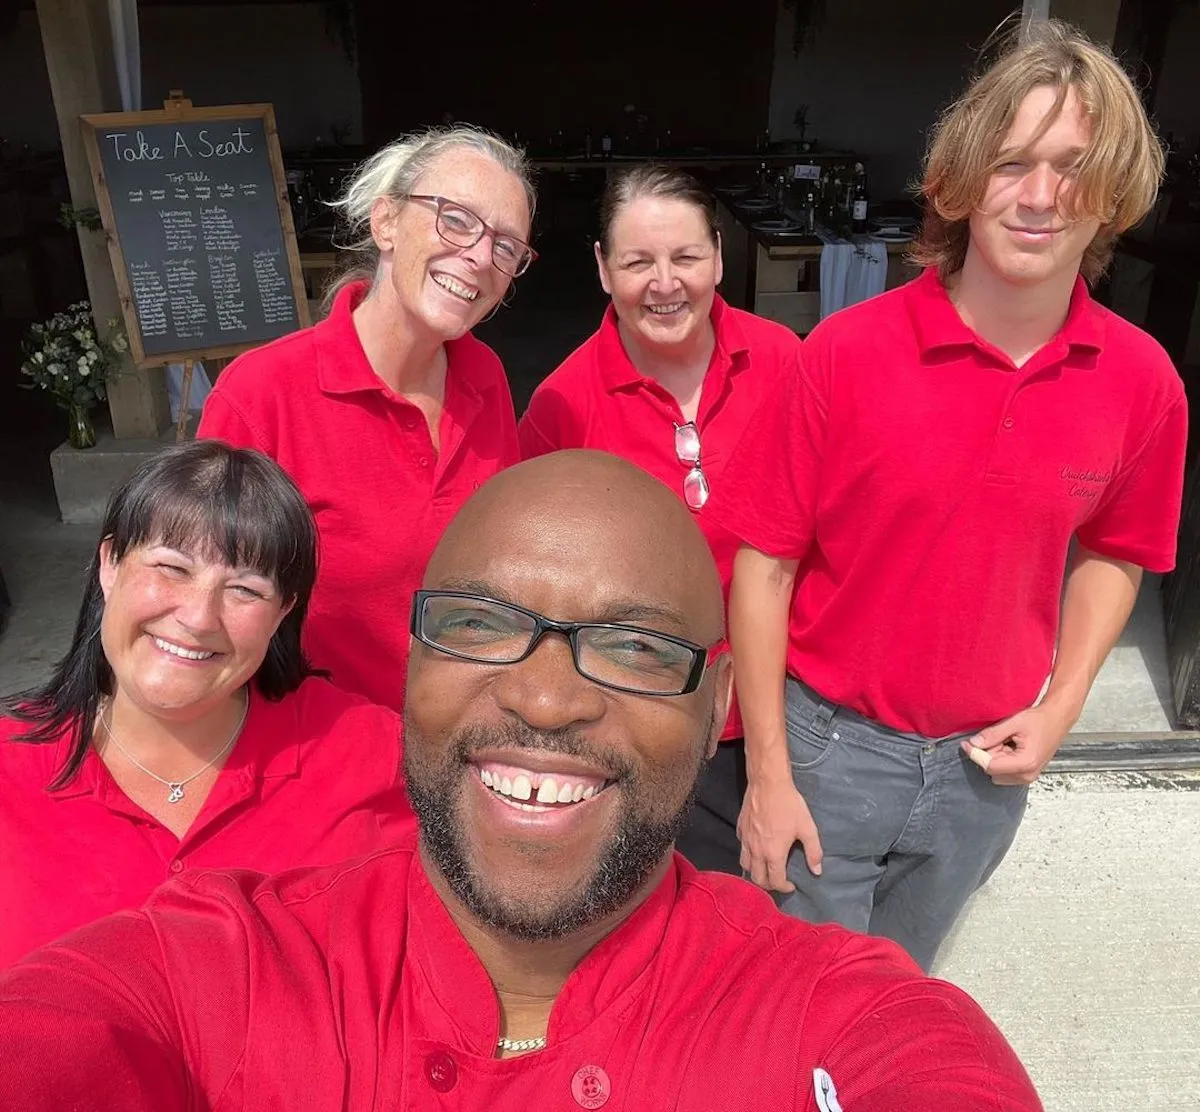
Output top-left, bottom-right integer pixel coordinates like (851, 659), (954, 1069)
(81, 97), (310, 367)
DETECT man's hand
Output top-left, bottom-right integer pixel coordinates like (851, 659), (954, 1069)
(961, 702), (1076, 786)
(737, 775), (823, 891)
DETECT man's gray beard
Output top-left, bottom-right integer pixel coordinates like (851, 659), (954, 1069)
(404, 719), (709, 942)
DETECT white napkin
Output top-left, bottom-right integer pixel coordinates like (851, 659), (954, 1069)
(819, 241), (888, 319)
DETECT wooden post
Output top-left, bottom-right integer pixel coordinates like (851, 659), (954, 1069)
(1022, 0), (1051, 28)
(1025, 0), (1123, 46)
(35, 0), (169, 440)
(175, 360), (194, 444)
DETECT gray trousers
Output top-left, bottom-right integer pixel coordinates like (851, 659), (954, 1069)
(779, 677), (1028, 972)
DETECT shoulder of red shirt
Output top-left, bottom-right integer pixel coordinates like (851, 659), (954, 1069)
(252, 675), (402, 770)
(800, 267), (1184, 407)
(0, 710), (71, 788)
(200, 280), (511, 437)
(0, 677), (401, 792)
(517, 315), (607, 454)
(519, 296), (801, 457)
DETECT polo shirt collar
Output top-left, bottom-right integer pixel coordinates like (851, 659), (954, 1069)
(594, 294), (751, 396)
(409, 850), (679, 1055)
(908, 266), (1105, 361)
(315, 281), (389, 396)
(50, 684), (299, 806)
(314, 281), (495, 408)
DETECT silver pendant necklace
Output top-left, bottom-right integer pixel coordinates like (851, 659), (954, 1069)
(100, 692), (249, 804)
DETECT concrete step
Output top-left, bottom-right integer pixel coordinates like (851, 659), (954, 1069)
(49, 421), (194, 524)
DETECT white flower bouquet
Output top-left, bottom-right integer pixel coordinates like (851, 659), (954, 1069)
(20, 302), (127, 413)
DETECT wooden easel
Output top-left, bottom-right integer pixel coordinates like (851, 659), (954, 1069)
(175, 358), (194, 443)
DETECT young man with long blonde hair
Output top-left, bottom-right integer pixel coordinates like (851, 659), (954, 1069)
(716, 20), (1187, 970)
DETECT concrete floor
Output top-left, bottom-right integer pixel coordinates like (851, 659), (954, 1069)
(937, 771), (1200, 1111)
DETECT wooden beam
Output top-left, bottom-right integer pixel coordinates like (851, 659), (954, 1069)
(1023, 0), (1052, 25)
(1051, 0), (1123, 46)
(35, 0), (169, 439)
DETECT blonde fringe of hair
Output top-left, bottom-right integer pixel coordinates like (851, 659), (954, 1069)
(320, 125), (536, 312)
(910, 18), (1164, 285)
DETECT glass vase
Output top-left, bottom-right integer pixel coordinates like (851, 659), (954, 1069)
(66, 404), (97, 450)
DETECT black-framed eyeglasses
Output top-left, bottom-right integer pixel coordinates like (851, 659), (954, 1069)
(411, 590), (712, 696)
(674, 422), (710, 511)
(407, 194), (537, 277)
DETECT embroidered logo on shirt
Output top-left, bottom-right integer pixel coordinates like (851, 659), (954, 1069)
(813, 1068), (844, 1112)
(1059, 464), (1112, 501)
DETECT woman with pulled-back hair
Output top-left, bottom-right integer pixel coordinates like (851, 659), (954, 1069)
(519, 164), (803, 875)
(199, 125), (536, 711)
(0, 441), (412, 968)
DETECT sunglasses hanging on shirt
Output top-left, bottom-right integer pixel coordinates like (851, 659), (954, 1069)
(674, 422), (710, 511)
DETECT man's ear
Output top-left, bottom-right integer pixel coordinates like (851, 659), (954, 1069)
(705, 652), (734, 760)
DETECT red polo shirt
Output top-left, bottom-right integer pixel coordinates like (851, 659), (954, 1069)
(0, 677), (412, 968)
(0, 834), (1041, 1110)
(714, 269), (1187, 737)
(198, 282), (520, 711)
(519, 297), (802, 739)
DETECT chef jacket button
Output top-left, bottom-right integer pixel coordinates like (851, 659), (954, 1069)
(571, 1064), (611, 1108)
(425, 1050), (457, 1092)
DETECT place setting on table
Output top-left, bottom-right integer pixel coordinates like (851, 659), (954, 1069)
(866, 215), (918, 244)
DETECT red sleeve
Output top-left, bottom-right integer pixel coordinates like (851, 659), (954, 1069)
(0, 911), (192, 1109)
(1075, 392), (1187, 572)
(801, 938), (1043, 1111)
(709, 342), (826, 560)
(497, 383), (521, 468)
(518, 383), (584, 460)
(0, 872), (270, 1109)
(197, 387), (273, 455)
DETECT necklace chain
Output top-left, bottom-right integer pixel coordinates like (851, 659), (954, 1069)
(100, 692), (249, 804)
(496, 1035), (547, 1053)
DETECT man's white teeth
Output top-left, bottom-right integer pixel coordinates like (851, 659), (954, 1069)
(152, 637), (214, 661)
(646, 303), (684, 315)
(432, 273), (479, 301)
(479, 768), (602, 808)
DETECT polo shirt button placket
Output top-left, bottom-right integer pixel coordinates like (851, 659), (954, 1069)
(169, 859), (184, 875)
(425, 1049), (458, 1093)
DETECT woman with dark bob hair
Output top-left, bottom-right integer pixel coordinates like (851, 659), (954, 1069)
(0, 441), (412, 967)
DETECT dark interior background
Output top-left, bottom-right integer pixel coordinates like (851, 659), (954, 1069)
(355, 0), (779, 150)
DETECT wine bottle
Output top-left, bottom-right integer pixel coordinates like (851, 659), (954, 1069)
(851, 163), (869, 235)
